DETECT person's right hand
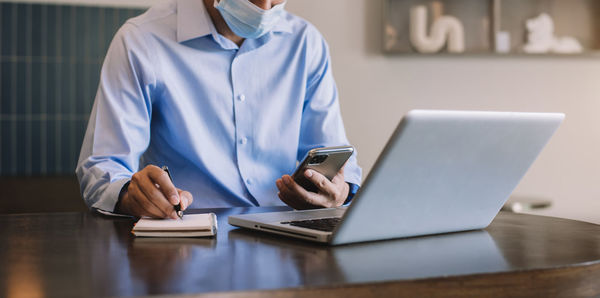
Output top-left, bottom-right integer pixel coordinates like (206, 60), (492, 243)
(115, 165), (193, 219)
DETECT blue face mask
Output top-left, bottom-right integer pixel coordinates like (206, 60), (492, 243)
(214, 0), (286, 39)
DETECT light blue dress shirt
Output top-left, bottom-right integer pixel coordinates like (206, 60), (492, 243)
(76, 0), (362, 213)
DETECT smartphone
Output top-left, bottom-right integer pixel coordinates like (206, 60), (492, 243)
(292, 145), (354, 192)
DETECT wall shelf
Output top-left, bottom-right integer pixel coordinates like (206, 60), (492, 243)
(383, 0), (600, 55)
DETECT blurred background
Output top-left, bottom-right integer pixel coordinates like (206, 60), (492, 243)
(0, 0), (598, 224)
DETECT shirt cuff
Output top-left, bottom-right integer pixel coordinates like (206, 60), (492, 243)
(344, 182), (360, 205)
(94, 208), (134, 218)
(90, 178), (132, 217)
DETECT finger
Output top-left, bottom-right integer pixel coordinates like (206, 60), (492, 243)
(331, 172), (345, 185)
(128, 182), (171, 218)
(303, 170), (337, 197)
(328, 171), (350, 206)
(119, 191), (145, 217)
(281, 175), (331, 208)
(277, 177), (313, 209)
(147, 166), (180, 205)
(177, 189), (193, 211)
(277, 189), (311, 210)
(277, 178), (312, 207)
(137, 173), (178, 219)
(275, 178), (284, 191)
(127, 197), (149, 218)
(331, 164), (347, 187)
(127, 196), (151, 218)
(128, 183), (163, 218)
(277, 191), (296, 209)
(334, 165), (346, 180)
(331, 170), (347, 189)
(281, 175), (314, 201)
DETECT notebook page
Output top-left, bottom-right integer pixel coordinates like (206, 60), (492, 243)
(133, 213), (217, 232)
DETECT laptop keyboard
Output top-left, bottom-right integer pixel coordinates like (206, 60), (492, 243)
(281, 217), (342, 232)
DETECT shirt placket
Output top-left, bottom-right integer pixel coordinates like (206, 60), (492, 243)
(230, 52), (260, 205)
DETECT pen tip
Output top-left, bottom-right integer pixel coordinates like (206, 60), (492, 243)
(177, 211), (183, 219)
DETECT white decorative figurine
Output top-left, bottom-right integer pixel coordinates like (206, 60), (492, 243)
(523, 13), (583, 54)
(409, 5), (465, 53)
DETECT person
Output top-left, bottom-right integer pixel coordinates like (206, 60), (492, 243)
(76, 0), (362, 219)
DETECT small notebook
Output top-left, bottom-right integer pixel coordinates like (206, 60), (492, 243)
(132, 213), (218, 237)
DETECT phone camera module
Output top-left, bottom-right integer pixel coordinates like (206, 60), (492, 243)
(309, 155), (328, 165)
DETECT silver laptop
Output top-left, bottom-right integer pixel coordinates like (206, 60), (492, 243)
(228, 110), (564, 245)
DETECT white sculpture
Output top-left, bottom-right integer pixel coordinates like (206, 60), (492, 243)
(409, 5), (465, 53)
(523, 13), (583, 54)
(495, 31), (511, 53)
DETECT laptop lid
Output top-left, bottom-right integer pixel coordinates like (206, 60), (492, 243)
(331, 110), (564, 245)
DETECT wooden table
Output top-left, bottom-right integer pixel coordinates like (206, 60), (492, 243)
(1, 207), (600, 297)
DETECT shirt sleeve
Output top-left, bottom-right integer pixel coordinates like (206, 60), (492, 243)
(297, 28), (362, 187)
(344, 182), (360, 205)
(76, 22), (157, 214)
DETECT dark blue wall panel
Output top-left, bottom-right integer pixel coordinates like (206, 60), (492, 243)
(0, 3), (144, 175)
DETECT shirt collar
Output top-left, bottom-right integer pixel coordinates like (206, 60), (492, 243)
(177, 0), (213, 43)
(271, 11), (293, 35)
(176, 0), (293, 44)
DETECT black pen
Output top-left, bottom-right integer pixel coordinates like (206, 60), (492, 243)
(161, 165), (183, 219)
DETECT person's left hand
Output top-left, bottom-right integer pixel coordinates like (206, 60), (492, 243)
(276, 167), (349, 209)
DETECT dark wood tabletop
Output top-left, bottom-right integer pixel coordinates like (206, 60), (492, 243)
(1, 207), (600, 297)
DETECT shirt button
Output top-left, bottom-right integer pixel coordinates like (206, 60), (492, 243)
(237, 94), (246, 101)
(239, 137), (248, 145)
(246, 178), (253, 185)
